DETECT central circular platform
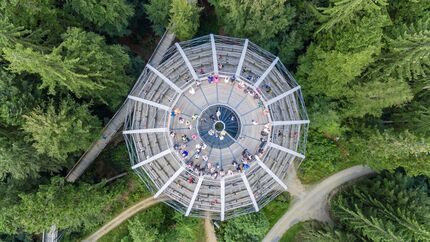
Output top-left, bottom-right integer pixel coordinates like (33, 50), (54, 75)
(197, 105), (241, 149)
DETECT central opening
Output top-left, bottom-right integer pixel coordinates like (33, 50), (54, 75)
(197, 105), (241, 149)
(214, 121), (224, 131)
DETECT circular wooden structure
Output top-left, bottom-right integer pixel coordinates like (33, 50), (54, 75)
(124, 34), (309, 220)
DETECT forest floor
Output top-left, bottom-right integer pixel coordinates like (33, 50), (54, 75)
(83, 196), (167, 242)
(262, 165), (374, 242)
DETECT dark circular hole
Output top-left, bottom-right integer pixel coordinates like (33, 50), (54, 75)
(215, 122), (224, 131)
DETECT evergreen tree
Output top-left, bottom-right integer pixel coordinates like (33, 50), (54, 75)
(221, 213), (270, 242)
(0, 134), (41, 181)
(209, 0), (295, 47)
(127, 206), (165, 242)
(349, 130), (430, 176)
(0, 0), (64, 44)
(331, 171), (430, 241)
(169, 0), (201, 41)
(66, 0), (135, 36)
(3, 28), (132, 108)
(377, 16), (430, 91)
(144, 0), (172, 36)
(390, 92), (430, 137)
(0, 16), (44, 50)
(318, 0), (388, 33)
(0, 68), (39, 126)
(172, 212), (202, 242)
(22, 97), (101, 160)
(301, 223), (358, 242)
(0, 177), (119, 234)
(342, 77), (412, 118)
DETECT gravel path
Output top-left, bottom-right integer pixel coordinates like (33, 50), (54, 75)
(83, 196), (167, 242)
(204, 218), (218, 242)
(263, 165), (374, 242)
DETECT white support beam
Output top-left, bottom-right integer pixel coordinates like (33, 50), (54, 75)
(220, 178), (225, 221)
(235, 39), (249, 77)
(185, 176), (204, 216)
(154, 166), (185, 198)
(253, 57), (279, 88)
(210, 34), (219, 75)
(272, 120), (310, 126)
(128, 95), (170, 111)
(147, 64), (182, 93)
(175, 43), (199, 81)
(269, 142), (305, 159)
(123, 127), (168, 134)
(255, 156), (288, 190)
(266, 86), (301, 106)
(132, 149), (172, 169)
(241, 173), (259, 212)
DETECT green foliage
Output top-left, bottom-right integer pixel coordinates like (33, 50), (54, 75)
(220, 213), (270, 242)
(3, 28), (131, 108)
(388, 0), (430, 24)
(0, 177), (118, 234)
(300, 223), (357, 242)
(0, 16), (43, 50)
(22, 97), (100, 160)
(318, 0), (388, 33)
(262, 193), (290, 227)
(331, 171), (430, 241)
(144, 0), (172, 36)
(53, 28), (132, 108)
(172, 212), (202, 242)
(298, 131), (343, 183)
(277, 0), (319, 67)
(66, 0), (135, 36)
(0, 134), (42, 181)
(209, 0), (294, 47)
(127, 206), (165, 242)
(308, 98), (344, 137)
(0, 68), (39, 126)
(0, 0), (64, 44)
(349, 130), (430, 176)
(169, 0), (201, 41)
(391, 92), (430, 137)
(342, 77), (413, 118)
(378, 16), (430, 91)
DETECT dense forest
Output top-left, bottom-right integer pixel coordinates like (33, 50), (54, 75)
(0, 0), (429, 241)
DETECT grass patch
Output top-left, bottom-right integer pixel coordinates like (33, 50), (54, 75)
(262, 192), (290, 227)
(279, 222), (306, 242)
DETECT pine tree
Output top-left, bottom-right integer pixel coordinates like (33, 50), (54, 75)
(2, 28), (132, 108)
(169, 0), (201, 41)
(342, 77), (412, 118)
(318, 0), (388, 33)
(378, 16), (430, 91)
(331, 171), (430, 241)
(0, 17), (44, 50)
(0, 68), (39, 126)
(66, 0), (135, 36)
(209, 0), (295, 47)
(349, 130), (430, 176)
(0, 177), (119, 234)
(144, 0), (172, 36)
(22, 97), (101, 160)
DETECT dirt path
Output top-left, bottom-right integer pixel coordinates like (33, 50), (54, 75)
(204, 218), (217, 242)
(83, 196), (167, 242)
(263, 165), (374, 242)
